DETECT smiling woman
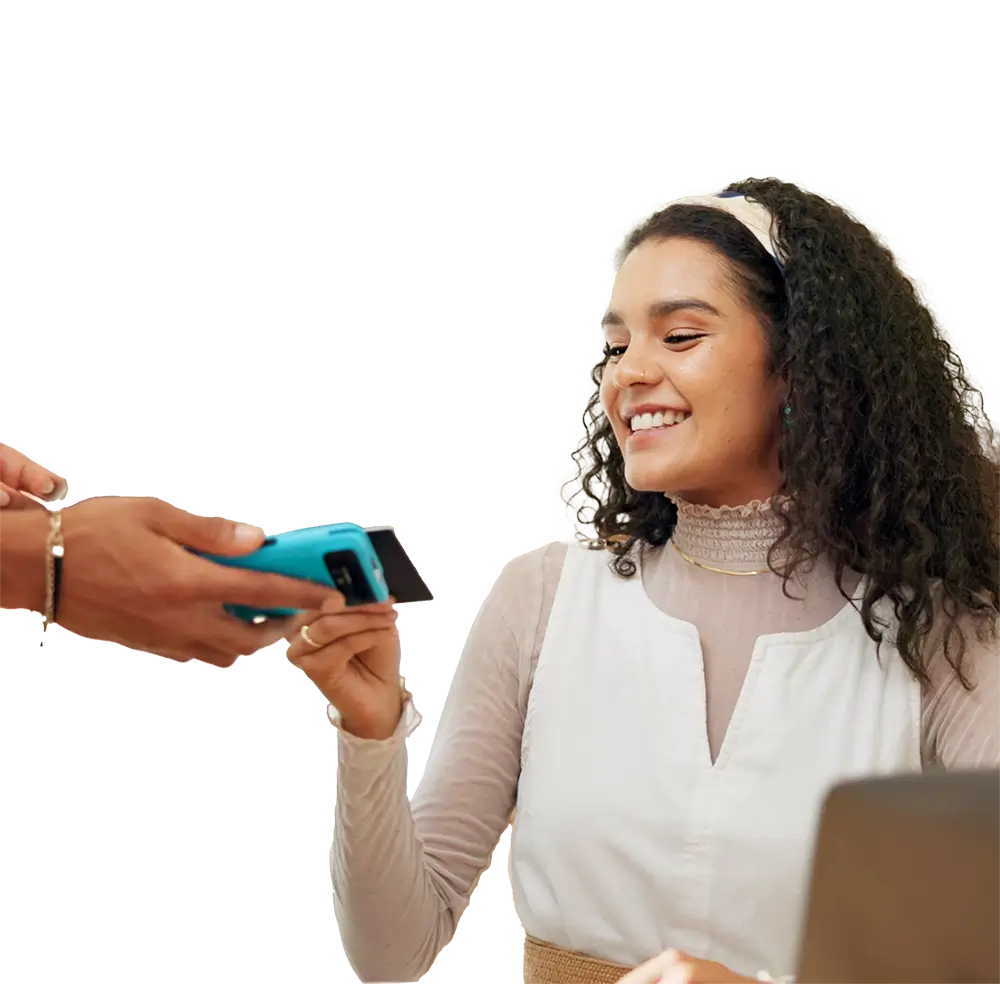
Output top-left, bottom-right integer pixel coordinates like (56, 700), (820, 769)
(598, 238), (785, 506)
(292, 178), (999, 984)
(572, 181), (997, 681)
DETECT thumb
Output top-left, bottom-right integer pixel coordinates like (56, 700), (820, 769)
(147, 500), (266, 555)
(0, 483), (47, 511)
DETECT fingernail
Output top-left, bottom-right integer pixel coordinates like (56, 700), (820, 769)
(233, 523), (265, 546)
(0, 487), (9, 507)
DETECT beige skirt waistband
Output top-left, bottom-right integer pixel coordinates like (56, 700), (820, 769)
(523, 934), (634, 984)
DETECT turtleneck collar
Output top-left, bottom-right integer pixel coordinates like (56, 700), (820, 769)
(667, 495), (784, 570)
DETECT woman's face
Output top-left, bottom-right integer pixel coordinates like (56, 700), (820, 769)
(599, 236), (785, 507)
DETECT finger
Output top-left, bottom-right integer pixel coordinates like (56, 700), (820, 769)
(288, 626), (396, 670)
(21, 460), (68, 500)
(323, 596), (395, 616)
(319, 593), (395, 616)
(288, 623), (398, 670)
(285, 612), (398, 663)
(284, 592), (389, 642)
(306, 609), (399, 644)
(285, 591), (364, 642)
(664, 965), (694, 984)
(161, 641), (287, 670)
(282, 596), (399, 643)
(223, 627), (281, 659)
(282, 611), (316, 643)
(213, 567), (344, 612)
(0, 444), (25, 485)
(617, 950), (683, 984)
(185, 615), (298, 664)
(147, 498), (267, 555)
(0, 444), (67, 500)
(0, 484), (48, 511)
(320, 592), (348, 615)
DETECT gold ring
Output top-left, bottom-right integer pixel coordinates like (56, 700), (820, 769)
(299, 624), (323, 650)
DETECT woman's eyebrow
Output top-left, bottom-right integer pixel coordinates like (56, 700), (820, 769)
(601, 298), (722, 327)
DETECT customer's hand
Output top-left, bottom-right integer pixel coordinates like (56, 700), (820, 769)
(285, 593), (402, 740)
(1, 442), (68, 507)
(617, 949), (757, 984)
(51, 496), (340, 666)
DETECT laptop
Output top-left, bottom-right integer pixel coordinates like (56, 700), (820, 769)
(796, 769), (999, 983)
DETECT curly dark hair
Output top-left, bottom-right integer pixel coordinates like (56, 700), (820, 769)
(567, 177), (999, 685)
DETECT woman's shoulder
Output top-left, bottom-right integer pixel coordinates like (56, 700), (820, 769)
(497, 540), (570, 583)
(487, 541), (570, 668)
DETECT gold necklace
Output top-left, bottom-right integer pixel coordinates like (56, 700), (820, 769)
(670, 539), (770, 577)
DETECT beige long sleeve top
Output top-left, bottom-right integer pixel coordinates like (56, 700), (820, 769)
(330, 499), (999, 982)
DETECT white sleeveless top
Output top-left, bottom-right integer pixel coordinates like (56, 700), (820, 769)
(509, 541), (922, 978)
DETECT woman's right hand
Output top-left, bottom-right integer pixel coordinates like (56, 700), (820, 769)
(286, 593), (403, 740)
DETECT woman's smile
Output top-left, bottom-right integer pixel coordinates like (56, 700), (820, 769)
(625, 411), (691, 450)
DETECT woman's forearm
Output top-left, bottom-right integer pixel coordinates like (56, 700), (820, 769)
(333, 732), (462, 983)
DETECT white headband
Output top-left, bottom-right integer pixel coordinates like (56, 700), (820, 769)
(667, 192), (785, 265)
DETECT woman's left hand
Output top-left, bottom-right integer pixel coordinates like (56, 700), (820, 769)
(617, 948), (758, 984)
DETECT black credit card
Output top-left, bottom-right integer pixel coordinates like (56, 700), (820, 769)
(364, 526), (433, 603)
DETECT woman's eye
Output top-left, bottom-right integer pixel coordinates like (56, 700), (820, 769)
(604, 334), (703, 361)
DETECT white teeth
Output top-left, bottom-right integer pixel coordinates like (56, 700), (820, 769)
(629, 410), (689, 431)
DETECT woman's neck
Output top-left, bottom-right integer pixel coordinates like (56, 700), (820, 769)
(667, 494), (784, 570)
(671, 472), (782, 511)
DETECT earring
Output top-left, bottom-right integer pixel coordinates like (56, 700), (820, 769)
(781, 403), (793, 426)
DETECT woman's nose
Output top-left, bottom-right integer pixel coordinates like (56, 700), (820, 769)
(612, 359), (659, 390)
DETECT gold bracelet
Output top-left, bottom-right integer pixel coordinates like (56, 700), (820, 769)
(41, 509), (64, 643)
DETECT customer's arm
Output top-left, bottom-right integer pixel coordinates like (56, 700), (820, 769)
(0, 508), (48, 611)
(1, 495), (342, 665)
(325, 544), (560, 983)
